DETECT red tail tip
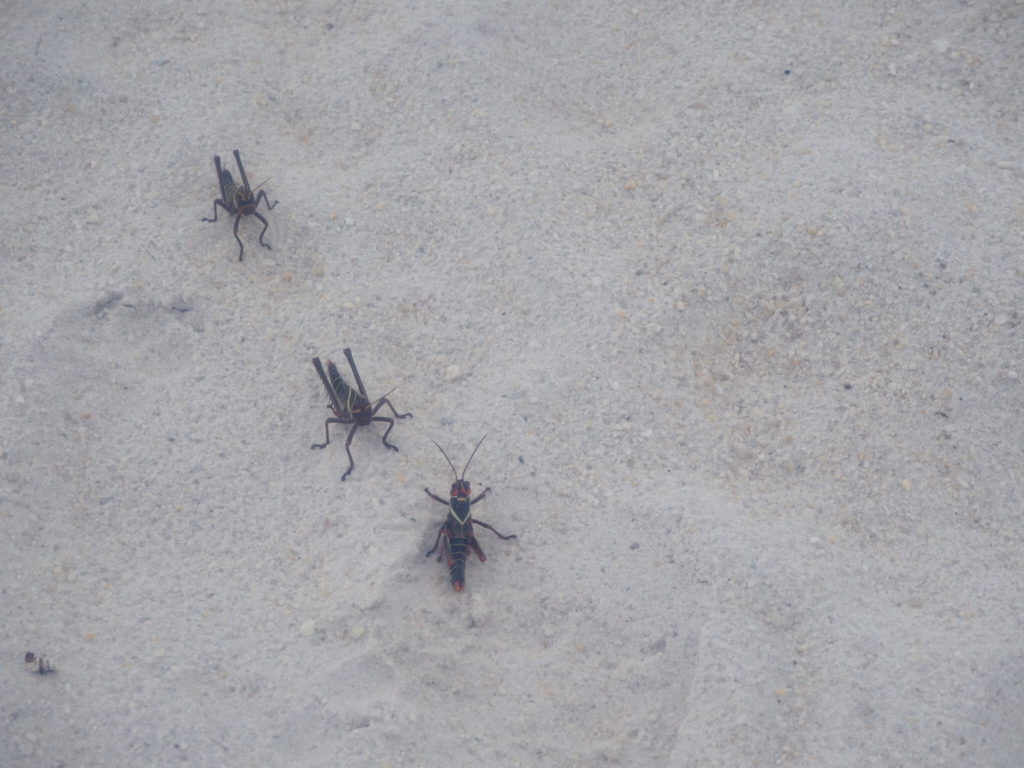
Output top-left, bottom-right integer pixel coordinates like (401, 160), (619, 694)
(452, 581), (464, 591)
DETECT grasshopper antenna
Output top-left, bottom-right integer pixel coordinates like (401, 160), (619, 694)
(431, 439), (460, 481)
(374, 386), (400, 407)
(461, 435), (487, 481)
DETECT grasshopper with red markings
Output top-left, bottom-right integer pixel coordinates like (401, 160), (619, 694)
(424, 436), (516, 591)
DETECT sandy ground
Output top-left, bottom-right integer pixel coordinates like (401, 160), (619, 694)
(2, 1), (1023, 765)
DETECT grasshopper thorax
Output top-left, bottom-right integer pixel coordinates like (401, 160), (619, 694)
(447, 479), (473, 524)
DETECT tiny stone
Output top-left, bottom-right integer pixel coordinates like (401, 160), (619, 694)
(351, 623), (365, 639)
(445, 364), (462, 382)
(300, 619), (316, 637)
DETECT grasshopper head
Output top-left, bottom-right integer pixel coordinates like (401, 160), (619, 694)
(234, 186), (255, 208)
(449, 479), (473, 504)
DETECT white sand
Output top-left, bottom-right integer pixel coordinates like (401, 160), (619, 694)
(3, 1), (1022, 765)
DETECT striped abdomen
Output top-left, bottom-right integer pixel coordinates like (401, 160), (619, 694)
(220, 170), (239, 212)
(327, 361), (372, 421)
(446, 534), (471, 591)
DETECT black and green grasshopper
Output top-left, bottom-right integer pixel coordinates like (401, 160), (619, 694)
(425, 436), (517, 591)
(202, 149), (277, 261)
(310, 349), (412, 481)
